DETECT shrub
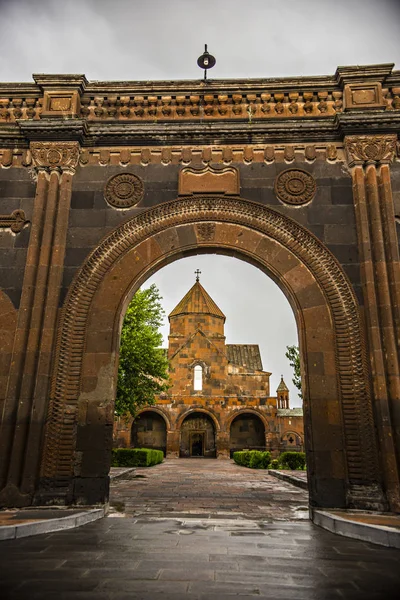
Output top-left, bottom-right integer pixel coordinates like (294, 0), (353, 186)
(278, 451), (306, 470)
(270, 458), (279, 469)
(233, 450), (251, 467)
(111, 447), (163, 468)
(233, 450), (271, 469)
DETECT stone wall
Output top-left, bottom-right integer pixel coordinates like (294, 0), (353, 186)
(0, 64), (399, 511)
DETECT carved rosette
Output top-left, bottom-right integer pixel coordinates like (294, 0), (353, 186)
(345, 135), (397, 167)
(30, 142), (80, 172)
(104, 173), (144, 208)
(274, 169), (316, 205)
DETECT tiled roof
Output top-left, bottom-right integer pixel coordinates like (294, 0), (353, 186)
(277, 377), (289, 392)
(277, 408), (303, 416)
(169, 281), (225, 320)
(226, 344), (263, 371)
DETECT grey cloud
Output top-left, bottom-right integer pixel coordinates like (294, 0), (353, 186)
(0, 0), (399, 81)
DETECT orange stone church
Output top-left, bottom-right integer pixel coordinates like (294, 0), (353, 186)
(114, 276), (304, 458)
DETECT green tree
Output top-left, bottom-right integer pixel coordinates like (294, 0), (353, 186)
(285, 345), (303, 400)
(116, 284), (169, 417)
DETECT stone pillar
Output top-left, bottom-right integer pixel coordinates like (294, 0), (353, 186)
(0, 142), (79, 507)
(215, 430), (229, 459)
(345, 134), (400, 512)
(166, 430), (179, 457)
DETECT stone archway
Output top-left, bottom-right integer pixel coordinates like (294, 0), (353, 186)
(179, 411), (216, 458)
(229, 412), (266, 457)
(37, 195), (384, 509)
(131, 410), (168, 456)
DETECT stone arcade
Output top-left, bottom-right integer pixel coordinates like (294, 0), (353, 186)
(114, 278), (304, 458)
(0, 64), (400, 513)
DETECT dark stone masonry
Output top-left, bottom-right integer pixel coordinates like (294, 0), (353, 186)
(0, 64), (399, 515)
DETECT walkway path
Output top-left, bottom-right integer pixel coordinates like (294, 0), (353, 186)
(109, 458), (309, 520)
(1, 459), (400, 600)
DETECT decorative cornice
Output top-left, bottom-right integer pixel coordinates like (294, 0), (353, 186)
(0, 143), (347, 169)
(335, 63), (394, 86)
(32, 73), (88, 94)
(30, 141), (80, 172)
(344, 134), (397, 167)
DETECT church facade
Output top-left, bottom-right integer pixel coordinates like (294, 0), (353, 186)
(114, 277), (304, 458)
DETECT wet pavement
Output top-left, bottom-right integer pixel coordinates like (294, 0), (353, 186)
(109, 458), (309, 520)
(1, 458), (400, 599)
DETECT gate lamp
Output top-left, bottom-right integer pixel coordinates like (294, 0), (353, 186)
(197, 44), (216, 81)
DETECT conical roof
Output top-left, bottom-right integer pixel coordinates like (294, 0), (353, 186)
(277, 376), (289, 392)
(169, 281), (225, 320)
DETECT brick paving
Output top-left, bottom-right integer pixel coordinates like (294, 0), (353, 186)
(109, 459), (309, 520)
(1, 459), (400, 599)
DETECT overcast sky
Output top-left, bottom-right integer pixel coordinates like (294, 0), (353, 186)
(0, 0), (399, 81)
(1, 0), (399, 406)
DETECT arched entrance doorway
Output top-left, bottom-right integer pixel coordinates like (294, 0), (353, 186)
(230, 413), (265, 457)
(38, 195), (384, 510)
(180, 412), (216, 458)
(131, 411), (167, 456)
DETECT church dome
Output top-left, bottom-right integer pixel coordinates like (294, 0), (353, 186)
(169, 281), (225, 321)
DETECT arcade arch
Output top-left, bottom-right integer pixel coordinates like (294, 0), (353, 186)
(229, 412), (266, 457)
(131, 410), (167, 456)
(38, 195), (383, 510)
(179, 411), (216, 458)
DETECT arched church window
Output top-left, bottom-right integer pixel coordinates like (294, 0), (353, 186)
(194, 364), (203, 391)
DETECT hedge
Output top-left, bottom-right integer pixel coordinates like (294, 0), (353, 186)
(278, 451), (306, 470)
(111, 448), (164, 467)
(233, 450), (271, 469)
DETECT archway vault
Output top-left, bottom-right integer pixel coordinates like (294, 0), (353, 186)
(38, 195), (385, 509)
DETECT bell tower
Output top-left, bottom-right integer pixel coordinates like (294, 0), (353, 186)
(277, 376), (290, 409)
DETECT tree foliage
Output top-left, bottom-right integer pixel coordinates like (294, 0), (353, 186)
(285, 344), (302, 399)
(116, 284), (169, 417)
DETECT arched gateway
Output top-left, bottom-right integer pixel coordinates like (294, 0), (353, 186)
(38, 195), (382, 508)
(180, 412), (216, 458)
(0, 66), (399, 515)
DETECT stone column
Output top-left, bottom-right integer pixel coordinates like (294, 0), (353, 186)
(0, 142), (79, 507)
(166, 430), (180, 457)
(345, 134), (400, 512)
(216, 431), (230, 459)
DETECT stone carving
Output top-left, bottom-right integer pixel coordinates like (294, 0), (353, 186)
(197, 223), (216, 241)
(274, 169), (316, 205)
(1, 149), (13, 167)
(179, 166), (239, 195)
(30, 142), (80, 171)
(0, 209), (28, 233)
(326, 145), (338, 161)
(42, 196), (379, 495)
(104, 173), (144, 208)
(345, 135), (397, 166)
(305, 145), (316, 161)
(63, 145), (340, 168)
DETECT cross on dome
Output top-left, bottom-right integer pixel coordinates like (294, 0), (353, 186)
(195, 269), (201, 282)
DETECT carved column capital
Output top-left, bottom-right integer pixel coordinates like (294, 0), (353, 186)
(30, 141), (80, 173)
(345, 134), (397, 167)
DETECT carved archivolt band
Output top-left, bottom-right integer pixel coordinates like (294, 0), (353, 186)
(41, 196), (379, 488)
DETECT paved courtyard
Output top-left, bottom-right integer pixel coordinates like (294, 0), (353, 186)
(109, 458), (309, 520)
(1, 459), (400, 599)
